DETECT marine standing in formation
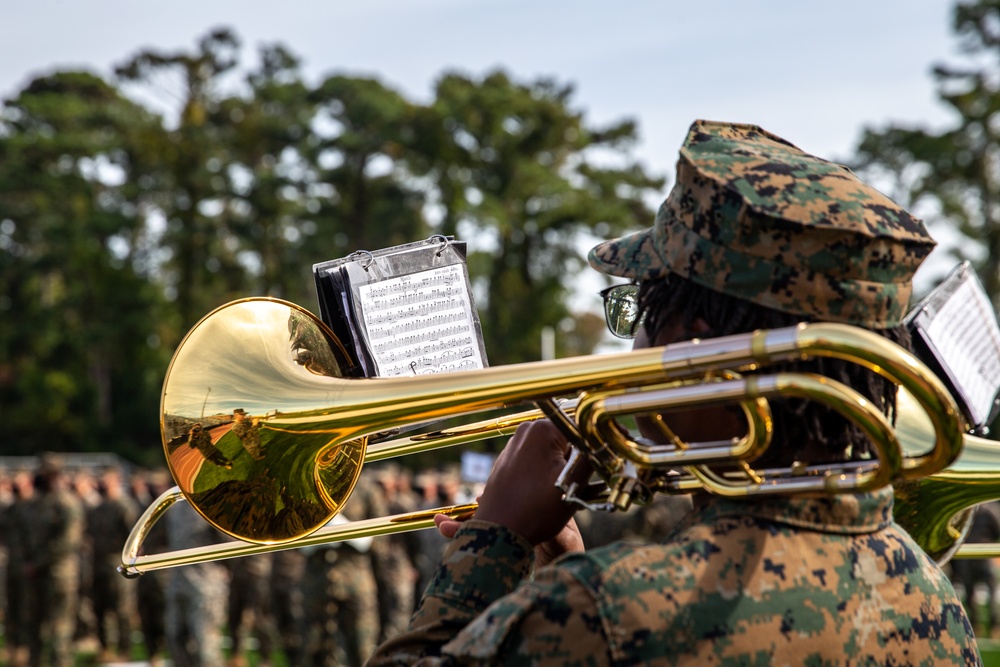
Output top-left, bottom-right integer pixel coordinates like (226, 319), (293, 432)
(87, 466), (141, 661)
(25, 456), (85, 667)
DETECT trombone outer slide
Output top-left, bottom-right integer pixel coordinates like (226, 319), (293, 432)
(119, 485), (476, 577)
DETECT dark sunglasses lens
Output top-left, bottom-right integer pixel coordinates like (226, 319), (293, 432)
(604, 285), (640, 338)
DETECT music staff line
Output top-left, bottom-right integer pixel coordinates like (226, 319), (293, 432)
(365, 286), (466, 312)
(364, 298), (467, 327)
(383, 358), (480, 377)
(368, 311), (469, 341)
(377, 338), (476, 365)
(372, 324), (474, 355)
(362, 272), (460, 299)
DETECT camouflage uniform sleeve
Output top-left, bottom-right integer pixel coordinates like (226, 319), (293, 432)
(34, 493), (84, 572)
(367, 520), (612, 666)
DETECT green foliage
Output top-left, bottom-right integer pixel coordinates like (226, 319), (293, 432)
(417, 70), (663, 363)
(852, 0), (1000, 303)
(0, 71), (170, 461)
(305, 74), (430, 260)
(0, 29), (660, 463)
(114, 28), (246, 329)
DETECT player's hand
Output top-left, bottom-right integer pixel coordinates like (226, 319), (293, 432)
(473, 420), (589, 547)
(534, 517), (584, 567)
(434, 506), (474, 539)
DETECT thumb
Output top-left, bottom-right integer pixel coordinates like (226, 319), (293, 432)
(434, 513), (463, 539)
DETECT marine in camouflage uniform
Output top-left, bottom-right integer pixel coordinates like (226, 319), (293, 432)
(5, 470), (36, 667)
(231, 408), (265, 461)
(88, 466), (141, 660)
(165, 499), (229, 667)
(188, 422), (234, 469)
(227, 553), (275, 666)
(368, 121), (981, 665)
(373, 465), (420, 643)
(25, 457), (86, 667)
(303, 476), (387, 667)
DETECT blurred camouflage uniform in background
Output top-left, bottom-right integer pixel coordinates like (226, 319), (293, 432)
(227, 553), (275, 667)
(269, 549), (307, 667)
(136, 470), (172, 665)
(950, 501), (1000, 637)
(410, 472), (449, 600)
(25, 456), (85, 667)
(0, 472), (12, 665)
(372, 464), (419, 643)
(576, 493), (693, 549)
(165, 499), (229, 667)
(87, 466), (141, 660)
(72, 469), (101, 649)
(3, 471), (34, 667)
(303, 476), (387, 667)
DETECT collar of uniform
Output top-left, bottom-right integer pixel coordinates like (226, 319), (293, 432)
(692, 486), (895, 535)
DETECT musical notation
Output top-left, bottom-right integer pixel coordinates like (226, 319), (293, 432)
(358, 265), (485, 377)
(925, 275), (1000, 425)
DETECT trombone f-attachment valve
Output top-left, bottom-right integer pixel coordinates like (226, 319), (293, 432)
(557, 448), (614, 512)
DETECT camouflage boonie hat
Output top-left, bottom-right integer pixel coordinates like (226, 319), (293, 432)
(588, 120), (936, 327)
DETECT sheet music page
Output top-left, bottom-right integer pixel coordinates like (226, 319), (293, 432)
(358, 264), (486, 376)
(925, 276), (1000, 424)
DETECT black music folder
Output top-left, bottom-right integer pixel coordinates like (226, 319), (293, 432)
(905, 261), (1000, 432)
(312, 235), (488, 379)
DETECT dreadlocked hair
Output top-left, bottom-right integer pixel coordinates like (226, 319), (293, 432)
(637, 276), (911, 468)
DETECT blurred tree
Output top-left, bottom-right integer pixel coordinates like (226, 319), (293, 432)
(115, 27), (245, 330)
(304, 74), (430, 261)
(0, 71), (168, 460)
(559, 311), (610, 359)
(852, 0), (1000, 303)
(210, 43), (321, 306)
(413, 70), (663, 363)
(0, 29), (664, 464)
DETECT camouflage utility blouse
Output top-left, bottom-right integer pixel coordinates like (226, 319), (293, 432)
(369, 488), (980, 666)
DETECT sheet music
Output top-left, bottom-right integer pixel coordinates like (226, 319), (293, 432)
(358, 264), (486, 377)
(925, 276), (1000, 425)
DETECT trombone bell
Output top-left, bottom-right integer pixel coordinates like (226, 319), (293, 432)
(160, 298), (365, 544)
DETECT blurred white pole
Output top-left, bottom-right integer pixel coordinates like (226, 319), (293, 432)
(541, 326), (556, 361)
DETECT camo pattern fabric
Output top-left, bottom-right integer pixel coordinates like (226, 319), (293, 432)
(367, 489), (981, 666)
(588, 120), (936, 328)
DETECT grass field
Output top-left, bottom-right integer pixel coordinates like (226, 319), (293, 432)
(46, 636), (1000, 666)
(980, 639), (1000, 665)
(8, 622), (1000, 665)
(1, 633), (287, 667)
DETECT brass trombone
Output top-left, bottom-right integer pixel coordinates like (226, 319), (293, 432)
(120, 297), (968, 577)
(891, 387), (1000, 563)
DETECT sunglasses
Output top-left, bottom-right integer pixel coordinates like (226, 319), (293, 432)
(600, 283), (646, 339)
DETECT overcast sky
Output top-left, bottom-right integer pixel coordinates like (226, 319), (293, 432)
(1, 0), (968, 312)
(2, 1), (962, 168)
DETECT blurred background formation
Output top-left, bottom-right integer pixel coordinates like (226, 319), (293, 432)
(2, 454), (999, 665)
(0, 455), (695, 666)
(7, 0), (1000, 664)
